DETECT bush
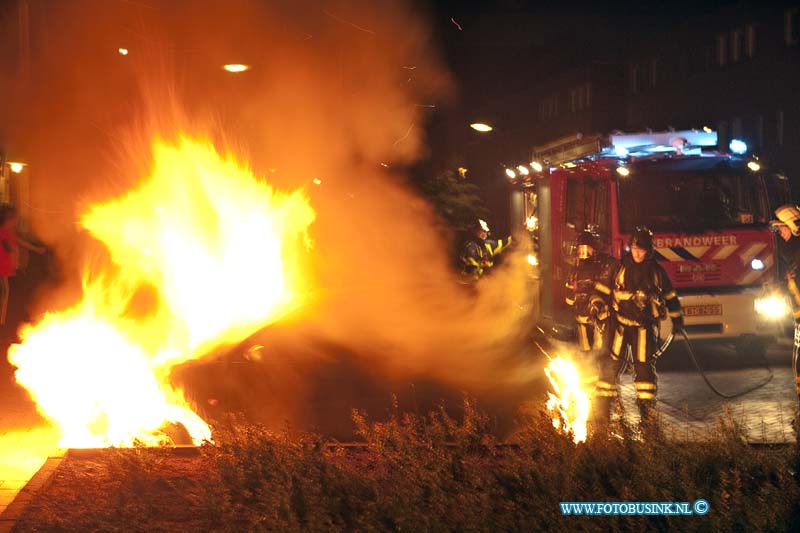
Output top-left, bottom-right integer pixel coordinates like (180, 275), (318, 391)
(15, 397), (800, 532)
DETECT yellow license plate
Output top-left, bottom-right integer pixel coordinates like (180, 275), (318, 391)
(684, 304), (722, 317)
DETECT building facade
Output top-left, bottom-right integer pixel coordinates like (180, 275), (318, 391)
(528, 4), (800, 188)
(624, 4), (800, 182)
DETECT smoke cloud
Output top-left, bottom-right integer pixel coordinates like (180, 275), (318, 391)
(0, 0), (547, 436)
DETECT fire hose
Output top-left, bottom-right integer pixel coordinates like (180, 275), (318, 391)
(619, 328), (773, 401)
(652, 332), (674, 360)
(673, 329), (774, 399)
(537, 323), (774, 403)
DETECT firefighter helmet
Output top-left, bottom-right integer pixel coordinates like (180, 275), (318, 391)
(773, 205), (800, 237)
(575, 230), (599, 260)
(476, 219), (490, 233)
(576, 230), (598, 248)
(629, 226), (654, 252)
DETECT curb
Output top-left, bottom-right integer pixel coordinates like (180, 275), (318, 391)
(0, 446), (200, 532)
(0, 450), (66, 533)
(65, 445), (201, 460)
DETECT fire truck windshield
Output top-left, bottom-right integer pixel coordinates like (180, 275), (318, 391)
(617, 162), (768, 233)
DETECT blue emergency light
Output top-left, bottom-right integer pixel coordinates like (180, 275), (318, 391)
(610, 129), (718, 157)
(729, 139), (748, 155)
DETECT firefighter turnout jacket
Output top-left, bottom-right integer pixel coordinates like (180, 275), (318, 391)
(611, 253), (682, 330)
(780, 234), (800, 398)
(782, 236), (800, 323)
(461, 237), (511, 278)
(595, 253), (683, 411)
(565, 252), (618, 351)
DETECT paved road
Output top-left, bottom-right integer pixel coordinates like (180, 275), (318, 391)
(612, 336), (797, 443)
(0, 349), (58, 517)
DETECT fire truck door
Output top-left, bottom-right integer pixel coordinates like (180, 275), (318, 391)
(555, 177), (611, 322)
(556, 177), (591, 321)
(592, 180), (611, 249)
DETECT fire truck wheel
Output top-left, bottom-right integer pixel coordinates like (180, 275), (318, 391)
(734, 337), (767, 363)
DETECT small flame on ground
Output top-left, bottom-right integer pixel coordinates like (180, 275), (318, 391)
(9, 136), (315, 448)
(544, 356), (590, 444)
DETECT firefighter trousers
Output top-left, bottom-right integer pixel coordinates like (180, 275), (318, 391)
(595, 322), (659, 420)
(577, 320), (607, 352)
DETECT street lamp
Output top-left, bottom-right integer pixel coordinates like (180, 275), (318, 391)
(223, 64), (251, 73)
(470, 123), (493, 133)
(8, 162), (25, 174)
(118, 48), (129, 56)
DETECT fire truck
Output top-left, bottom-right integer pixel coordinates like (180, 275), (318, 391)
(509, 129), (792, 356)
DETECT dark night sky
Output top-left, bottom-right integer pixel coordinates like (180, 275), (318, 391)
(428, 0), (745, 109)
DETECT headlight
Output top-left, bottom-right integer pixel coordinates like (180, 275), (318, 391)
(750, 258), (765, 270)
(754, 295), (790, 319)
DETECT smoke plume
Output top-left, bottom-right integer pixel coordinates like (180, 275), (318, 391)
(0, 0), (547, 435)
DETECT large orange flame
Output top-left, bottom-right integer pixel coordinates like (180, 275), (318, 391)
(8, 136), (315, 448)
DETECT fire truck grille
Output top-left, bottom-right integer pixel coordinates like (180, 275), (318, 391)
(674, 269), (723, 284)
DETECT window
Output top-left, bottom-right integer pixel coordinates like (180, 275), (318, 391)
(539, 95), (559, 120)
(716, 34), (728, 66)
(755, 114), (764, 147)
(562, 179), (611, 260)
(565, 178), (589, 231)
(617, 164), (769, 233)
(732, 117), (742, 139)
(745, 24), (756, 57)
(731, 29), (742, 63)
(570, 85), (588, 113)
(593, 181), (610, 242)
(766, 174), (792, 212)
(717, 120), (729, 150)
(786, 8), (799, 45)
(523, 189), (538, 236)
(650, 58), (658, 87)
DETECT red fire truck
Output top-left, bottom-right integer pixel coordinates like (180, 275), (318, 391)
(509, 130), (792, 356)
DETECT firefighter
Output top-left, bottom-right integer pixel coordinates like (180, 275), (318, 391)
(595, 226), (683, 431)
(772, 204), (800, 405)
(460, 219), (511, 279)
(565, 230), (617, 353)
